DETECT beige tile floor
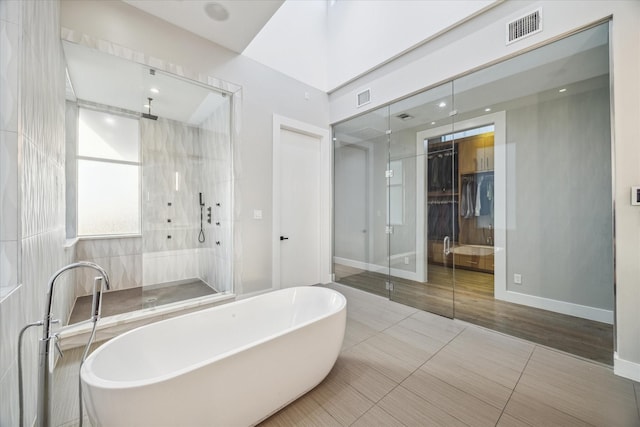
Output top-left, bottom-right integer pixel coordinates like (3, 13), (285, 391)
(52, 283), (640, 426)
(259, 283), (640, 427)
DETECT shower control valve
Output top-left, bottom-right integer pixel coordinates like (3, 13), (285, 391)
(207, 206), (212, 224)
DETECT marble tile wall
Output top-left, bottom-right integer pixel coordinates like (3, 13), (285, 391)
(141, 117), (203, 254)
(143, 248), (200, 286)
(64, 101), (77, 239)
(0, 0), (20, 300)
(141, 113), (232, 291)
(0, 1), (69, 426)
(75, 237), (142, 295)
(200, 100), (233, 293)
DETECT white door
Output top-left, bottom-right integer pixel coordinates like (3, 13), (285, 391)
(278, 128), (321, 288)
(334, 144), (368, 263)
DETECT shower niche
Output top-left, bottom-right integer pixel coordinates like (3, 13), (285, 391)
(63, 38), (234, 320)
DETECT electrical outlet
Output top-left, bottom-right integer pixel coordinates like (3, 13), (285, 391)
(404, 256), (410, 265)
(514, 273), (522, 284)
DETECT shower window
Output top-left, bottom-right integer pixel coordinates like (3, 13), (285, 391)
(76, 107), (141, 236)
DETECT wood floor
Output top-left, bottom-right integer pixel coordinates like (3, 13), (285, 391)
(334, 263), (613, 365)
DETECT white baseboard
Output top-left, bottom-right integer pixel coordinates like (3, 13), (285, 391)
(495, 288), (614, 324)
(614, 352), (640, 382)
(333, 256), (421, 282)
(337, 256), (612, 324)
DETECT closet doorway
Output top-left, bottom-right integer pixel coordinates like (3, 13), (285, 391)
(419, 123), (498, 325)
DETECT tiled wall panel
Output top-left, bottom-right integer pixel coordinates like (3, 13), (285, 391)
(75, 237), (142, 295)
(0, 1), (69, 425)
(0, 1), (20, 300)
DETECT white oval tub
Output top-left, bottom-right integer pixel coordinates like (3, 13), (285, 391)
(80, 286), (346, 427)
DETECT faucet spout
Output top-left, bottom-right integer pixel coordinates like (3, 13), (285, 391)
(37, 261), (110, 427)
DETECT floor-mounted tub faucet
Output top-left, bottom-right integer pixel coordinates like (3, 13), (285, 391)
(35, 261), (110, 427)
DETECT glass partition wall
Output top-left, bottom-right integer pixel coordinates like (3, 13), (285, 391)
(334, 107), (392, 298)
(333, 22), (614, 364)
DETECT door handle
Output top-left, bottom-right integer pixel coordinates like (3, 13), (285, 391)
(280, 236), (289, 241)
(443, 236), (451, 256)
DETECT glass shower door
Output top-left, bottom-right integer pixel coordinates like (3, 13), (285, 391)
(388, 83), (456, 318)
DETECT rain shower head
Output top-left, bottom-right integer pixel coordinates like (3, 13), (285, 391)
(142, 97), (158, 121)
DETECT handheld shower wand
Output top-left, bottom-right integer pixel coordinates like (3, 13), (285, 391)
(198, 192), (205, 243)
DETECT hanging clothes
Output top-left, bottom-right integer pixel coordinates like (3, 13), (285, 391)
(427, 150), (456, 193)
(474, 175), (484, 217)
(460, 175), (476, 219)
(427, 201), (459, 241)
(479, 174), (494, 217)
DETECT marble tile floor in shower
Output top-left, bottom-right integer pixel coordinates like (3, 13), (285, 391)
(53, 282), (640, 426)
(68, 279), (216, 324)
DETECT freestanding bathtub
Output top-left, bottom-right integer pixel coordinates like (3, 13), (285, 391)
(80, 286), (346, 427)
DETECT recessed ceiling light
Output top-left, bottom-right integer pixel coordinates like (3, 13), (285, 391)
(204, 2), (229, 21)
(438, 102), (446, 108)
(431, 121), (436, 125)
(559, 88), (567, 93)
(485, 108), (492, 112)
(104, 117), (115, 125)
(150, 88), (159, 94)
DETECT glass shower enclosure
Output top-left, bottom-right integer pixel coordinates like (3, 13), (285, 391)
(63, 39), (233, 319)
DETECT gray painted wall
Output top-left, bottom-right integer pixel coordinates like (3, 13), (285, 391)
(505, 86), (613, 310)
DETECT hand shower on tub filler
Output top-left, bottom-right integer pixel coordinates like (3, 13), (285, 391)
(198, 192), (211, 243)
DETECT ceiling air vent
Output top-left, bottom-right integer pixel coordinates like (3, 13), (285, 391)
(396, 113), (414, 121)
(356, 89), (371, 108)
(506, 9), (542, 45)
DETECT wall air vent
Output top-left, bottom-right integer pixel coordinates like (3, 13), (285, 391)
(506, 9), (542, 45)
(356, 89), (371, 108)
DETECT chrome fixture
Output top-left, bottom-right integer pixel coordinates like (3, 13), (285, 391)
(443, 236), (451, 256)
(198, 192), (206, 243)
(18, 262), (110, 427)
(142, 97), (158, 121)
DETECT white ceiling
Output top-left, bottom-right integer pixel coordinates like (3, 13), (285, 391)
(122, 0), (285, 53)
(122, 0), (499, 92)
(63, 40), (228, 125)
